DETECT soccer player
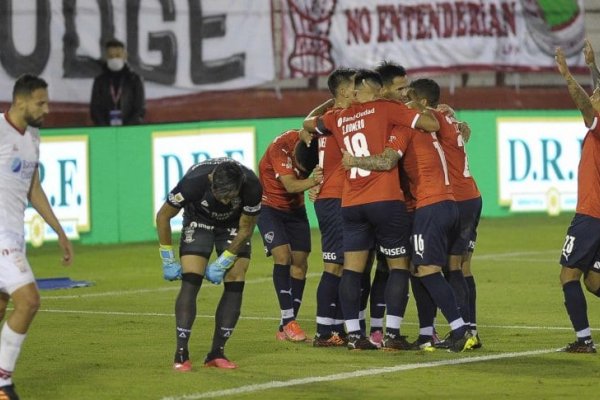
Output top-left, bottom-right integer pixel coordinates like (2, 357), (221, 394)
(366, 61), (411, 346)
(156, 158), (262, 370)
(305, 68), (356, 347)
(257, 129), (322, 342)
(0, 74), (74, 399)
(304, 69), (440, 350)
(554, 41), (600, 353)
(341, 78), (476, 352)
(435, 101), (483, 348)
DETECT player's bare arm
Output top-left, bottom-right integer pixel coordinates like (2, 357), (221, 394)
(341, 148), (400, 171)
(306, 98), (335, 118)
(406, 101), (440, 132)
(301, 118), (322, 145)
(227, 214), (258, 255)
(28, 169), (73, 266)
(279, 169), (322, 193)
(156, 202), (180, 246)
(584, 38), (600, 89)
(437, 104), (472, 142)
(556, 47), (595, 127)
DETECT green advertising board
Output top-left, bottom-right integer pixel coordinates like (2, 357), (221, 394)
(38, 110), (583, 245)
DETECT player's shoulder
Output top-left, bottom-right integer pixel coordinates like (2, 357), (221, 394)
(241, 164), (259, 182)
(374, 98), (407, 109)
(272, 129), (299, 144)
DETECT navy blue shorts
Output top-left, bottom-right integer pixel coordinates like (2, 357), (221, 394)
(559, 213), (600, 273)
(315, 198), (344, 265)
(342, 200), (410, 257)
(179, 221), (251, 259)
(257, 205), (311, 256)
(449, 196), (482, 255)
(411, 200), (459, 267)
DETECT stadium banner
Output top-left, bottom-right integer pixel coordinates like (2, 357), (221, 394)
(36, 110), (582, 245)
(0, 0), (274, 102)
(497, 118), (586, 215)
(277, 0), (586, 78)
(25, 136), (90, 247)
(152, 128), (257, 231)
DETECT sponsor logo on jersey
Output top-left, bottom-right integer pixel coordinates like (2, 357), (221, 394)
(1, 247), (23, 257)
(339, 108), (375, 125)
(379, 246), (407, 257)
(1, 248), (21, 257)
(188, 221), (214, 231)
(322, 252), (337, 261)
(201, 200), (209, 207)
(593, 261), (600, 271)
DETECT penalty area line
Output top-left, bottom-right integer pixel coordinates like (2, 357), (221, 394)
(160, 349), (555, 400)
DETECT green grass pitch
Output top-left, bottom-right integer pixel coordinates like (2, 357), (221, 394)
(17, 214), (600, 399)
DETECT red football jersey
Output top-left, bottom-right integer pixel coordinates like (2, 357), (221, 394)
(433, 110), (480, 201)
(258, 130), (305, 211)
(576, 113), (600, 219)
(388, 125), (455, 209)
(316, 132), (345, 200)
(319, 99), (421, 207)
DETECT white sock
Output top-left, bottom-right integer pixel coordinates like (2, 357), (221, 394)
(0, 323), (27, 386)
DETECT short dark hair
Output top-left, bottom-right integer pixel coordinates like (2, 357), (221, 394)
(104, 39), (125, 50)
(294, 138), (319, 176)
(354, 69), (382, 90)
(375, 61), (407, 87)
(12, 74), (48, 100)
(211, 160), (245, 196)
(327, 67), (356, 97)
(409, 78), (440, 107)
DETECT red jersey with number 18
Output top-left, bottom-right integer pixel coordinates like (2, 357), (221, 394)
(319, 99), (421, 207)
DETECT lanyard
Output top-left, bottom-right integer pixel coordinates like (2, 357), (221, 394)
(109, 77), (124, 108)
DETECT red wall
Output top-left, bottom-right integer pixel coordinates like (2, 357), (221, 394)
(0, 86), (581, 128)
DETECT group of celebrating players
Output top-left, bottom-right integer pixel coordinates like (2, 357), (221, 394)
(257, 62), (481, 353)
(158, 42), (600, 372)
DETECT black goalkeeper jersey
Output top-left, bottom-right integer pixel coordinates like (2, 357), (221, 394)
(166, 158), (262, 226)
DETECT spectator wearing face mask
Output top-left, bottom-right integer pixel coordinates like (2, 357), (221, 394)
(90, 39), (146, 126)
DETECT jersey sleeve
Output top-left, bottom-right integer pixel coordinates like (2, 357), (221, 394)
(268, 134), (296, 178)
(316, 110), (338, 136)
(386, 126), (412, 157)
(241, 172), (263, 216)
(387, 101), (421, 129)
(166, 175), (207, 209)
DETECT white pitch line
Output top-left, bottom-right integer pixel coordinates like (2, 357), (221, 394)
(160, 349), (556, 400)
(41, 250), (556, 300)
(474, 250), (556, 260)
(36, 309), (598, 332)
(39, 274), (322, 300)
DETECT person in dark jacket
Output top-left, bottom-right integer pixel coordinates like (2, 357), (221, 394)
(90, 39), (145, 126)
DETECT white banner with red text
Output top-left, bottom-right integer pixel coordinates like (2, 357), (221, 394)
(278, 0), (586, 78)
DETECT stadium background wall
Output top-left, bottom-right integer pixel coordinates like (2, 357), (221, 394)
(39, 109), (581, 245)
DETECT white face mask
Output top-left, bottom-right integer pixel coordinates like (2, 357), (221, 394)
(107, 57), (125, 72)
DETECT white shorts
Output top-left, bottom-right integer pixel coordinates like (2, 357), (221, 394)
(0, 231), (36, 294)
